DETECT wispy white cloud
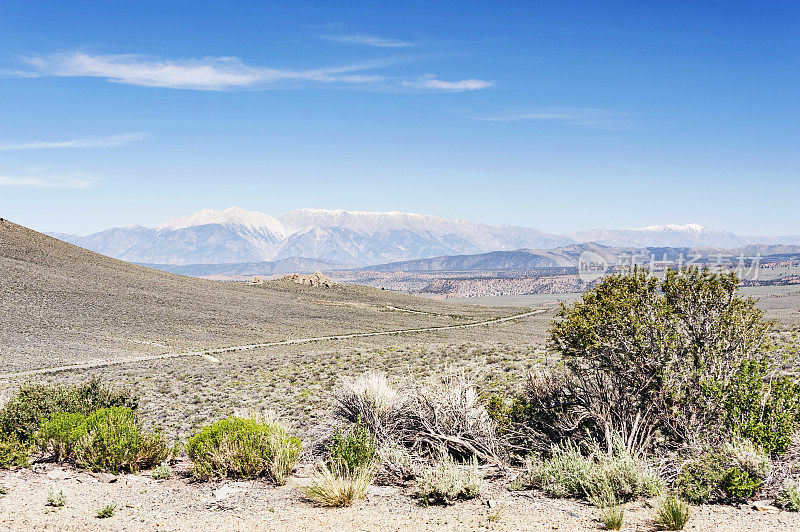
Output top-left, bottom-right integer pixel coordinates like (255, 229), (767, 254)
(402, 74), (493, 92)
(321, 34), (416, 48)
(0, 132), (148, 151)
(19, 52), (396, 90)
(0, 68), (42, 78)
(478, 107), (633, 130)
(0, 175), (94, 188)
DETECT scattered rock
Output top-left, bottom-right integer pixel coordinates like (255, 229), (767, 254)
(213, 485), (247, 500)
(46, 469), (70, 480)
(281, 272), (335, 287)
(487, 499), (499, 509)
(752, 501), (780, 513)
(91, 472), (118, 483)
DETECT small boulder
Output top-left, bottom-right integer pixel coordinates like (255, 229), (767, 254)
(46, 469), (70, 480)
(752, 501), (780, 513)
(213, 485), (246, 500)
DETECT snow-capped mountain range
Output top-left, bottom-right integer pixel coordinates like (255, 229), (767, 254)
(50, 207), (800, 266)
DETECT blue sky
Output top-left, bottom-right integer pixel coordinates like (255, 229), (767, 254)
(1, 1), (798, 236)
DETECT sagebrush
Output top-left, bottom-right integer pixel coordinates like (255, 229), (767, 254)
(518, 439), (662, 502)
(414, 452), (483, 505)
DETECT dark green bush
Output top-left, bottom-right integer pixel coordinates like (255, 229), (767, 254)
(548, 266), (798, 456)
(0, 378), (137, 443)
(0, 433), (30, 469)
(327, 422), (377, 474)
(720, 467), (762, 500)
(36, 407), (168, 473)
(677, 454), (725, 504)
(677, 448), (766, 503)
(707, 357), (800, 455)
(186, 414), (301, 484)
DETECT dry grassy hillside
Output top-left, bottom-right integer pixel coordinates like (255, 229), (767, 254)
(0, 220), (538, 373)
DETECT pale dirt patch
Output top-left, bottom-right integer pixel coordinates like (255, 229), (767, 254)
(1, 463), (799, 532)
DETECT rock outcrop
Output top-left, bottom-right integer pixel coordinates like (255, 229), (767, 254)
(282, 271), (335, 287)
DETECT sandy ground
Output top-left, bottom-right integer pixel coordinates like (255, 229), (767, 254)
(1, 462), (799, 531)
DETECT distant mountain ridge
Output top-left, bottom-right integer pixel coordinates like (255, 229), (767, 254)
(49, 206), (800, 266)
(356, 243), (800, 273)
(139, 256), (351, 277)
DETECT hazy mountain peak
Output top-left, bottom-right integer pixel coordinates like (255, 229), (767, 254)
(51, 207), (800, 267)
(157, 207), (286, 236)
(280, 208), (456, 234)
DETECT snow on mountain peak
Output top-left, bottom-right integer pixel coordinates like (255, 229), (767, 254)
(631, 223), (707, 234)
(157, 207), (286, 236)
(280, 208), (456, 234)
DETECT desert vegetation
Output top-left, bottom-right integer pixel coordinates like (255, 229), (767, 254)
(2, 266), (800, 529)
(185, 411), (301, 484)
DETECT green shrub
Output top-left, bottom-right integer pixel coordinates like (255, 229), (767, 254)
(720, 467), (761, 500)
(414, 453), (483, 505)
(0, 378), (137, 443)
(517, 442), (589, 498)
(46, 489), (66, 508)
(151, 462), (172, 480)
(652, 496), (690, 530)
(722, 438), (770, 479)
(548, 267), (794, 454)
(0, 433), (30, 469)
(96, 502), (116, 518)
(521, 441), (663, 502)
(677, 453), (725, 504)
(186, 414), (301, 484)
(301, 461), (374, 507)
(327, 423), (377, 474)
(36, 407), (168, 473)
(708, 357), (800, 455)
(677, 445), (767, 503)
(36, 412), (85, 461)
(777, 479), (800, 511)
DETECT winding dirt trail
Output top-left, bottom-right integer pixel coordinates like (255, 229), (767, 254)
(0, 309), (546, 379)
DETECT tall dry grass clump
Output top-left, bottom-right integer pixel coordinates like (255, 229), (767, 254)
(402, 369), (501, 465)
(335, 372), (398, 443)
(301, 461), (375, 507)
(335, 368), (503, 468)
(652, 496), (691, 530)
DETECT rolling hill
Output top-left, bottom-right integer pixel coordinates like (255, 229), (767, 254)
(0, 219), (525, 374)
